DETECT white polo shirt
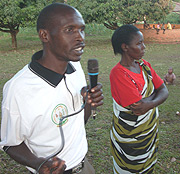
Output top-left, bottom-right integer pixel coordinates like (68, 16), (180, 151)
(0, 50), (88, 172)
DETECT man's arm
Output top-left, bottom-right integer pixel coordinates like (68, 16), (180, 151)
(4, 142), (66, 174)
(4, 142), (42, 169)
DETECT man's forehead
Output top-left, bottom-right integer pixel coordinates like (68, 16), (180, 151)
(54, 10), (85, 26)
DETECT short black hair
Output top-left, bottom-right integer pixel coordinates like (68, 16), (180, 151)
(36, 3), (75, 32)
(111, 24), (139, 55)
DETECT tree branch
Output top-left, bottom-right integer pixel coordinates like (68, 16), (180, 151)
(103, 22), (119, 30)
(0, 28), (11, 33)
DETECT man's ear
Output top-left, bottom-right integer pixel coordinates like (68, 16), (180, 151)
(121, 43), (128, 52)
(38, 29), (49, 42)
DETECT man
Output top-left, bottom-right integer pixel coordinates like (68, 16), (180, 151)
(0, 3), (103, 174)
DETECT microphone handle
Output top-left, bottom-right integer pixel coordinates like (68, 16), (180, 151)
(92, 109), (97, 119)
(88, 73), (98, 119)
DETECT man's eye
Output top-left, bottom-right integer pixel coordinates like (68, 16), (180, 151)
(81, 27), (85, 32)
(65, 28), (73, 32)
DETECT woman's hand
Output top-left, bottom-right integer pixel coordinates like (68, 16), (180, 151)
(130, 83), (168, 116)
(129, 99), (152, 116)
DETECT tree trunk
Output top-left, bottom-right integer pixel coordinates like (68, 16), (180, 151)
(10, 29), (19, 49)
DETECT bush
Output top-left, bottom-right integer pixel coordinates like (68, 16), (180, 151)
(85, 23), (114, 36)
(162, 12), (180, 24)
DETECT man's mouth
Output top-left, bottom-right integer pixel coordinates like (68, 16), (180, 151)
(75, 47), (83, 51)
(73, 45), (85, 56)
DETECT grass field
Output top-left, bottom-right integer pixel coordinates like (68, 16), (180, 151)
(0, 26), (180, 174)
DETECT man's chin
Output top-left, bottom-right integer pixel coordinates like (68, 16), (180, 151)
(69, 56), (82, 62)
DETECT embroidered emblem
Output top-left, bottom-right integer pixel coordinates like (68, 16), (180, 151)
(51, 104), (68, 126)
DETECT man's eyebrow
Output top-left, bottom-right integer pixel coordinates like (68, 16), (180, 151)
(64, 25), (74, 28)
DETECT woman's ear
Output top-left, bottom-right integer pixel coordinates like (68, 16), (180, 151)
(121, 43), (128, 52)
(38, 29), (49, 42)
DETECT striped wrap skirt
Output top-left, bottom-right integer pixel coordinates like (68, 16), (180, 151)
(110, 100), (159, 174)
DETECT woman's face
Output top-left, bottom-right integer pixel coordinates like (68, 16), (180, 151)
(126, 31), (146, 60)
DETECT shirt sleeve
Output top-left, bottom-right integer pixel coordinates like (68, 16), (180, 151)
(0, 108), (24, 147)
(0, 82), (27, 148)
(110, 66), (142, 107)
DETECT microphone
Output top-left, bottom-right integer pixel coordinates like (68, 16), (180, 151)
(87, 59), (99, 119)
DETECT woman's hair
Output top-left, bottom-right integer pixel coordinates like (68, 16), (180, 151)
(111, 24), (139, 55)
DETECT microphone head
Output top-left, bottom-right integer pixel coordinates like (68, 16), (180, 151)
(87, 59), (99, 73)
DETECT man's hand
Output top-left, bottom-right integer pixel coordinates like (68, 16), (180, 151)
(81, 83), (104, 122)
(81, 83), (104, 107)
(38, 157), (66, 174)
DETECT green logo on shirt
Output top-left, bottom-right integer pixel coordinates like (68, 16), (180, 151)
(51, 104), (68, 126)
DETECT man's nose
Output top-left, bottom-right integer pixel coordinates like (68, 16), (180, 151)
(76, 29), (85, 41)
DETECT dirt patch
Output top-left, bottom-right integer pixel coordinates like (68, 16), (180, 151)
(140, 29), (180, 44)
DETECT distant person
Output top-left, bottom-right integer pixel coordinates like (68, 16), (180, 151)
(164, 67), (176, 85)
(161, 23), (166, 34)
(167, 22), (172, 30)
(156, 22), (161, 34)
(110, 24), (169, 174)
(144, 20), (148, 29)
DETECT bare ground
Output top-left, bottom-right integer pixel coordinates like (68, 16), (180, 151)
(140, 29), (180, 44)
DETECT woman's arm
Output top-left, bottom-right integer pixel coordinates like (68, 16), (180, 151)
(130, 83), (168, 115)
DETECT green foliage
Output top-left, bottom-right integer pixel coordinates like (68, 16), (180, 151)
(85, 23), (113, 35)
(0, 0), (53, 29)
(67, 0), (174, 29)
(162, 12), (180, 24)
(0, 0), (54, 48)
(0, 0), (24, 28)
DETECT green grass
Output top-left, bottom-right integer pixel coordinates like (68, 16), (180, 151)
(0, 26), (180, 174)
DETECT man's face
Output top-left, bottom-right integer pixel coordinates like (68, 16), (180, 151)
(47, 9), (85, 62)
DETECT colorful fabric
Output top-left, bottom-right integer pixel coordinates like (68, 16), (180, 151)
(110, 59), (163, 174)
(110, 59), (163, 107)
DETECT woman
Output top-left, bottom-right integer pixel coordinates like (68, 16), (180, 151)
(109, 25), (168, 174)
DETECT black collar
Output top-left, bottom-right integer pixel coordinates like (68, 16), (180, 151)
(29, 50), (76, 87)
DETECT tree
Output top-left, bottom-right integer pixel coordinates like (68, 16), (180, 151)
(67, 0), (174, 30)
(0, 0), (54, 49)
